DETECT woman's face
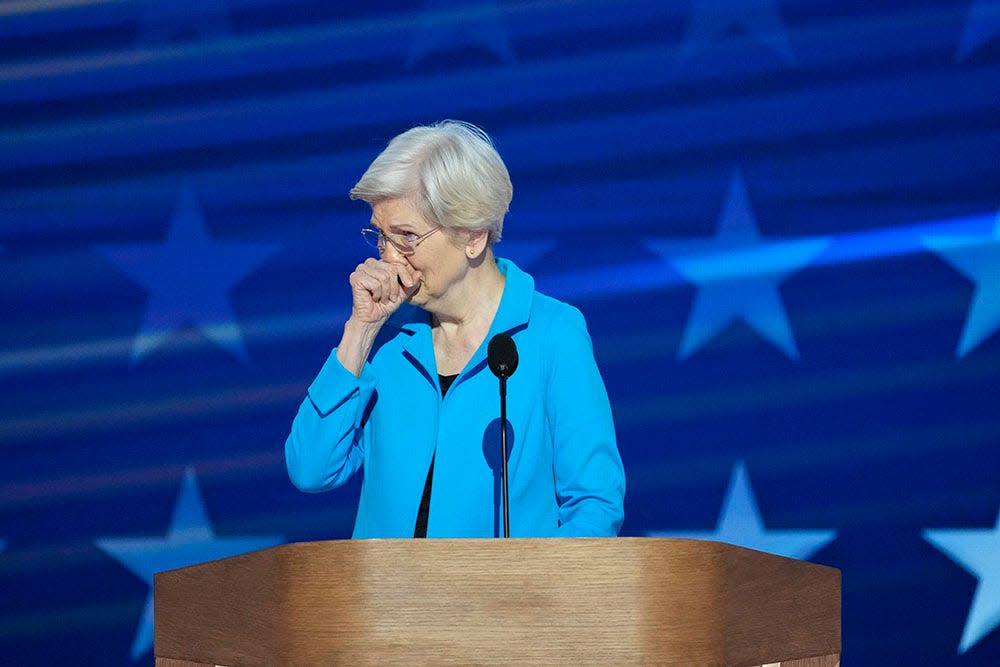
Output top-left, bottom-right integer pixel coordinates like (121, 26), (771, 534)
(369, 198), (470, 311)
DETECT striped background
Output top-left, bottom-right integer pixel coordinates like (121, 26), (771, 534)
(2, 1), (999, 664)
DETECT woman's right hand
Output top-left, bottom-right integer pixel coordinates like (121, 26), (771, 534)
(336, 258), (422, 376)
(347, 258), (422, 326)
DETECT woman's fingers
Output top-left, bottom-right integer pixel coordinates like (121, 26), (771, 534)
(349, 259), (417, 322)
(354, 271), (383, 302)
(369, 260), (400, 301)
(361, 260), (400, 299)
(396, 263), (422, 293)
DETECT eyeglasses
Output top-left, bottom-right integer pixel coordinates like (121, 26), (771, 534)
(360, 225), (442, 256)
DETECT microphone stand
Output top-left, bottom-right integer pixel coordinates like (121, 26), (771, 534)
(488, 332), (517, 539)
(499, 375), (510, 539)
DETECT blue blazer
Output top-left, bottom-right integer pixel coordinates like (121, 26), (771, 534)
(285, 258), (625, 538)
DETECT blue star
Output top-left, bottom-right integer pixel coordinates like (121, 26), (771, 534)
(956, 0), (1000, 62)
(96, 184), (279, 364)
(408, 0), (515, 68)
(924, 507), (1000, 653)
(648, 461), (837, 560)
(646, 170), (829, 360)
(136, 0), (232, 46)
(924, 210), (1000, 357)
(95, 468), (284, 660)
(678, 0), (796, 64)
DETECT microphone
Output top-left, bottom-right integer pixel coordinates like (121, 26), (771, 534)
(487, 333), (518, 538)
(487, 333), (518, 379)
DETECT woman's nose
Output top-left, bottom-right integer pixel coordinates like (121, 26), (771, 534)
(382, 236), (416, 261)
(378, 241), (402, 260)
(379, 245), (415, 272)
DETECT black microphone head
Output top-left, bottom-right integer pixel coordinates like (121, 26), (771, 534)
(487, 333), (519, 379)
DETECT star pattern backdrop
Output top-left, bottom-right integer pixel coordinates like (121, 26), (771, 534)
(1, 1), (999, 664)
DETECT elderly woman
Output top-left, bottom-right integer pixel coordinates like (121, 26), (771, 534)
(285, 120), (624, 538)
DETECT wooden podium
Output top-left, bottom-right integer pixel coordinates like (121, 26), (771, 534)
(154, 538), (840, 666)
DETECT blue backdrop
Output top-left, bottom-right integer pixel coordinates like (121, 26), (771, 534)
(2, 1), (999, 664)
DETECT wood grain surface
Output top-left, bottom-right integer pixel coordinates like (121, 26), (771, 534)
(154, 538), (840, 665)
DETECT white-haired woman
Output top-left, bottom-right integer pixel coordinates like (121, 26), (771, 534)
(286, 120), (624, 538)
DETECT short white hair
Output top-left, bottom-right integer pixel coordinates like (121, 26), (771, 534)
(350, 120), (512, 245)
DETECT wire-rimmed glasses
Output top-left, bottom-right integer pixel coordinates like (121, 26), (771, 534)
(360, 225), (442, 255)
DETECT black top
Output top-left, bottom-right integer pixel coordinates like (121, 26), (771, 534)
(413, 373), (458, 538)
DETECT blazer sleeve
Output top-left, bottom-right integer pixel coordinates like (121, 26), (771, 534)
(284, 349), (376, 493)
(545, 306), (626, 536)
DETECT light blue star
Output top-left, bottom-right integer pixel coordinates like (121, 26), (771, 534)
(924, 210), (1000, 357)
(95, 467), (284, 660)
(137, 0), (232, 47)
(678, 0), (796, 64)
(955, 0), (1000, 62)
(408, 0), (515, 68)
(648, 461), (837, 560)
(924, 507), (1000, 654)
(96, 184), (280, 364)
(646, 170), (829, 360)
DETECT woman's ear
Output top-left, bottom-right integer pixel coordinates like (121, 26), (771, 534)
(465, 228), (490, 259)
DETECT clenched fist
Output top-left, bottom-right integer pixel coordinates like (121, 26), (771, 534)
(348, 258), (422, 325)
